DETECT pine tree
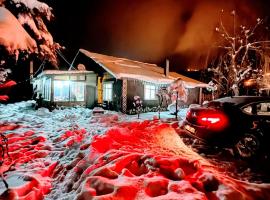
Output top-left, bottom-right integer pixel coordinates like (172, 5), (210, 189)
(2, 0), (61, 65)
(0, 0), (61, 100)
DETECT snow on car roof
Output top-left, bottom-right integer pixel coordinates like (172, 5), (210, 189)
(213, 96), (270, 106)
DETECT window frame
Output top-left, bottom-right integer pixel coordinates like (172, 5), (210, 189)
(43, 77), (51, 101)
(144, 84), (157, 100)
(53, 75), (85, 102)
(103, 82), (113, 101)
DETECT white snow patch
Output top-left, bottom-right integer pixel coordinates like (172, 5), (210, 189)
(0, 101), (270, 200)
(12, 0), (53, 20)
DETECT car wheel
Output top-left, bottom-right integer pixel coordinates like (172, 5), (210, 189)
(234, 134), (260, 159)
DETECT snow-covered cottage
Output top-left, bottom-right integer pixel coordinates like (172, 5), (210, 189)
(78, 49), (207, 113)
(33, 50), (208, 113)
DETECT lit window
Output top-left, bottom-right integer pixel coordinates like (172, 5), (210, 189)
(54, 75), (69, 80)
(103, 82), (113, 101)
(70, 76), (77, 81)
(53, 80), (85, 102)
(54, 80), (70, 101)
(144, 84), (157, 100)
(79, 75), (85, 80)
(70, 82), (85, 101)
(43, 78), (51, 101)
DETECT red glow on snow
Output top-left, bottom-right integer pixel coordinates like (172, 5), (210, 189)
(0, 124), (56, 199)
(75, 120), (254, 199)
(0, 80), (16, 101)
(0, 111), (269, 199)
(59, 129), (86, 147)
(0, 80), (16, 89)
(0, 95), (9, 101)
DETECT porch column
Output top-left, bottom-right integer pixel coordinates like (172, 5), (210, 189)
(97, 76), (103, 104)
(122, 79), (127, 113)
(199, 87), (203, 105)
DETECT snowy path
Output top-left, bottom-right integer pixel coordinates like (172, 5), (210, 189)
(0, 102), (270, 199)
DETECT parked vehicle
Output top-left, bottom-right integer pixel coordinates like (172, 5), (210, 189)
(180, 96), (270, 159)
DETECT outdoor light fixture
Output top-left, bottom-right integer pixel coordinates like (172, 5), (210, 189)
(244, 79), (256, 87)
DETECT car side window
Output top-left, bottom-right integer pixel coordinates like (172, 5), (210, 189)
(242, 102), (270, 116)
(257, 102), (270, 116)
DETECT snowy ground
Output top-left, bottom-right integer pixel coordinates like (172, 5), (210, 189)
(0, 101), (270, 199)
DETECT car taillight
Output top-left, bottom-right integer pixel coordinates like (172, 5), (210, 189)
(200, 116), (221, 124)
(197, 113), (228, 129)
(186, 109), (228, 130)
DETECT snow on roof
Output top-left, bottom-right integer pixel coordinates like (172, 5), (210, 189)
(80, 49), (207, 87)
(0, 7), (36, 53)
(38, 70), (94, 77)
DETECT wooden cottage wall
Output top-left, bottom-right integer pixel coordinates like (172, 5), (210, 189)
(126, 80), (160, 114)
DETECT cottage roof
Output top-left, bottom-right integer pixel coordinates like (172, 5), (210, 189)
(80, 49), (208, 88)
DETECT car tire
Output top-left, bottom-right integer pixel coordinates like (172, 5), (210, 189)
(234, 133), (260, 159)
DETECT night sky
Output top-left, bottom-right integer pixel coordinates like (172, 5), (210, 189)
(47, 0), (270, 71)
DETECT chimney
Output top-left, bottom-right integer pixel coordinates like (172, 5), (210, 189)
(165, 59), (169, 77)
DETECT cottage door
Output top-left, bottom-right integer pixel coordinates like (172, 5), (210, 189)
(86, 86), (96, 108)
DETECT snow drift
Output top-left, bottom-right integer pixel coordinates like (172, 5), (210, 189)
(0, 102), (269, 199)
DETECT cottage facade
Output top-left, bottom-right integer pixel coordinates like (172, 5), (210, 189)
(33, 50), (208, 113)
(79, 49), (207, 114)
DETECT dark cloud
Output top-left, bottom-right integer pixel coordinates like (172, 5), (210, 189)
(48, 0), (270, 70)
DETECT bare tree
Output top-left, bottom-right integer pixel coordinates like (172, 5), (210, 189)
(209, 10), (269, 96)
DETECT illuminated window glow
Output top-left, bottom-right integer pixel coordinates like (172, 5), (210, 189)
(103, 82), (113, 101)
(43, 78), (51, 101)
(144, 84), (157, 100)
(54, 80), (85, 102)
(54, 80), (70, 101)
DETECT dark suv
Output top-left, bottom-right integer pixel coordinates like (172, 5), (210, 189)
(180, 96), (270, 158)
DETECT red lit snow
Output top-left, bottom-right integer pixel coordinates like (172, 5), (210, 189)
(0, 102), (269, 199)
(0, 80), (16, 102)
